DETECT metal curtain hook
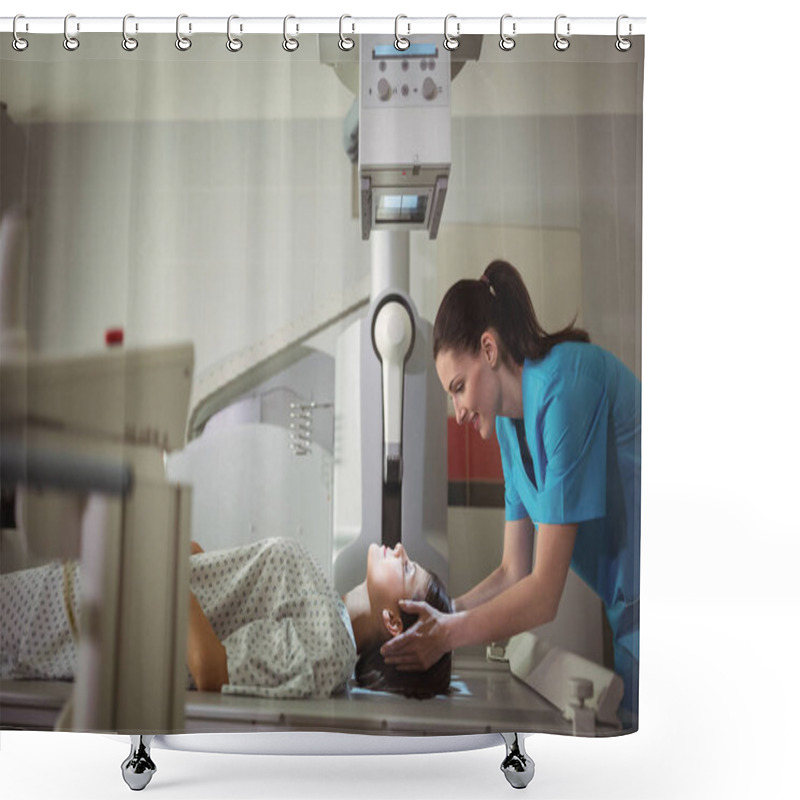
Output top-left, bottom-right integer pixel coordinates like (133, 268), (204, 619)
(176, 14), (192, 50)
(339, 14), (355, 51)
(395, 15), (410, 51)
(122, 15), (139, 51)
(283, 15), (299, 51)
(227, 15), (243, 52)
(63, 13), (80, 51)
(12, 15), (29, 52)
(444, 14), (460, 51)
(554, 14), (570, 51)
(499, 14), (515, 51)
(616, 15), (632, 51)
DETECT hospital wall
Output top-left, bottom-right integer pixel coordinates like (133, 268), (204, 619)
(13, 111), (639, 371)
(4, 48), (641, 380)
(3, 50), (639, 664)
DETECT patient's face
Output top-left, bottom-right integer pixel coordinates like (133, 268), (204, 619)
(366, 543), (430, 618)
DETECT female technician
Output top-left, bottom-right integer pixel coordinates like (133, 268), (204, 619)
(380, 259), (641, 718)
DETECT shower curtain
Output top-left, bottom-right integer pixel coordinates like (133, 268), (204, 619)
(0, 18), (644, 741)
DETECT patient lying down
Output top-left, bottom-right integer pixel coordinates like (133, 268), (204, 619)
(0, 538), (453, 700)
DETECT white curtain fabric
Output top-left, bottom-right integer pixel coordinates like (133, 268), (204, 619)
(1, 29), (643, 735)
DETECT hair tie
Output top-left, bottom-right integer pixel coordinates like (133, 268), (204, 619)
(479, 274), (496, 296)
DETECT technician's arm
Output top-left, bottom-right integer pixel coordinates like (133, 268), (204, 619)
(382, 523), (578, 671)
(187, 591), (229, 692)
(453, 517), (535, 612)
(448, 523), (578, 650)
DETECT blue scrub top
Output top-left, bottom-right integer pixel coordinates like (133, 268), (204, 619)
(496, 342), (641, 715)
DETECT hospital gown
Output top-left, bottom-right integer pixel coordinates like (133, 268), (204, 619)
(1, 538), (357, 700)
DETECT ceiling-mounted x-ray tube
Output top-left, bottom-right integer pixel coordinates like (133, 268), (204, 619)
(358, 35), (451, 241)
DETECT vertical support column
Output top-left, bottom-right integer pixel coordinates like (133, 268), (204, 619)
(72, 459), (190, 733)
(370, 230), (410, 301)
(73, 493), (123, 731)
(370, 229), (411, 551)
(115, 476), (190, 732)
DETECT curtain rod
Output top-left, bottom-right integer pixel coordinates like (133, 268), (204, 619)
(1, 15), (646, 37)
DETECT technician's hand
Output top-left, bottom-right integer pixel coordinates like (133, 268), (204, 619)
(380, 600), (450, 671)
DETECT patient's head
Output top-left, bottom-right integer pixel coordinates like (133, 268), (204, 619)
(364, 543), (432, 636)
(355, 543), (453, 699)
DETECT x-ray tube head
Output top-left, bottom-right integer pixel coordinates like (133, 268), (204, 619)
(359, 35), (451, 240)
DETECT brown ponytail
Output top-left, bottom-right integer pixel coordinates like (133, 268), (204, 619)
(433, 260), (589, 365)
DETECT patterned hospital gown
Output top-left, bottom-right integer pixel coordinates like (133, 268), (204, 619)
(1, 538), (357, 699)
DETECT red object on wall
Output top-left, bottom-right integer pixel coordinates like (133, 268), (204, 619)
(447, 418), (504, 482)
(105, 328), (124, 346)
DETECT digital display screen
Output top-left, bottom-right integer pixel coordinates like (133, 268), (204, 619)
(376, 194), (428, 223)
(373, 43), (438, 59)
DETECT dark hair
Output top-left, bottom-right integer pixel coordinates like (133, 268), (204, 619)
(433, 260), (589, 365)
(354, 571), (453, 700)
